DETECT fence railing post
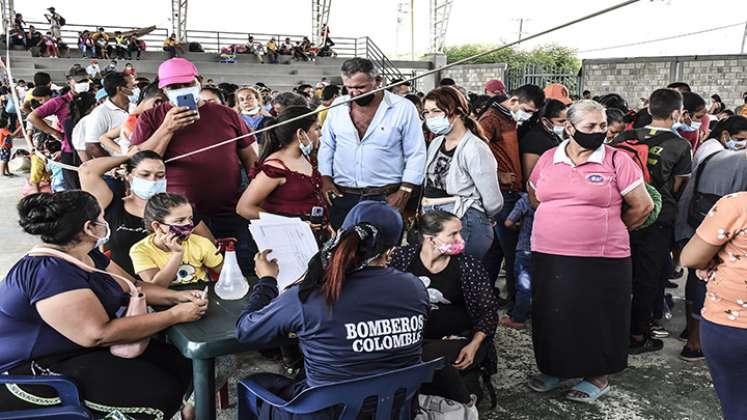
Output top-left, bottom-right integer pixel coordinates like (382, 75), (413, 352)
(216, 32), (221, 53)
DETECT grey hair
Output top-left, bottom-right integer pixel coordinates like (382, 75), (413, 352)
(567, 99), (607, 126)
(340, 57), (379, 79)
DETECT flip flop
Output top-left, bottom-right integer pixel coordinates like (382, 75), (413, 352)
(527, 373), (563, 393)
(565, 380), (610, 403)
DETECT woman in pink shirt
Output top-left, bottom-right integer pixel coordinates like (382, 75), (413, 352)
(526, 100), (654, 402)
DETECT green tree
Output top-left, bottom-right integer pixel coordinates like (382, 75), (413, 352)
(443, 44), (580, 71)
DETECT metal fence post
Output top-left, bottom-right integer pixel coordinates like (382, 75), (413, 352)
(216, 32), (221, 53)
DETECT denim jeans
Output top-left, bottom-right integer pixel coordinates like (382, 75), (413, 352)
(510, 250), (532, 323)
(329, 193), (386, 230)
(487, 191), (519, 301)
(701, 319), (747, 420)
(422, 203), (494, 259)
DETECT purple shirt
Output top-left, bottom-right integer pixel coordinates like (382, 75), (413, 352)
(34, 92), (73, 153)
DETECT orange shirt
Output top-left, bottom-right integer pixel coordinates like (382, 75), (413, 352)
(478, 107), (522, 192)
(0, 128), (11, 149)
(121, 113), (140, 141)
(697, 192), (747, 329)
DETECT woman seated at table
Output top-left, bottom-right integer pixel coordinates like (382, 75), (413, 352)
(0, 191), (207, 420)
(235, 201), (430, 418)
(390, 210), (500, 405)
(79, 148), (213, 277)
(236, 106), (325, 222)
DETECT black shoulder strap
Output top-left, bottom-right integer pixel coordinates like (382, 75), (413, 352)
(693, 151), (720, 192)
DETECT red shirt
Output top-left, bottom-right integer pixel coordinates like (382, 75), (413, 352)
(129, 102), (255, 215)
(249, 159), (325, 219)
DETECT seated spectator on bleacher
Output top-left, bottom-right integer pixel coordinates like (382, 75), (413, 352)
(92, 27), (111, 59)
(41, 32), (59, 58)
(246, 36), (265, 63)
(84, 72), (135, 159)
(129, 58), (259, 275)
(113, 31), (128, 59)
(266, 38), (279, 63)
(78, 30), (93, 58)
(26, 25), (43, 52)
(236, 201), (429, 416)
(293, 40), (309, 61)
(86, 59), (102, 79)
(235, 87), (271, 130)
(0, 190), (206, 420)
(163, 34), (181, 59)
(128, 34), (144, 60)
(279, 37), (293, 55)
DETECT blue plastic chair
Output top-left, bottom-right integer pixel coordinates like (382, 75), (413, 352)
(238, 358), (445, 420)
(0, 375), (92, 419)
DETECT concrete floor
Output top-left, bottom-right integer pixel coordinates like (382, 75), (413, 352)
(0, 161), (722, 420)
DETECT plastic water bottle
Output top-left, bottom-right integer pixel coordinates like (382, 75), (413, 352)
(214, 239), (249, 300)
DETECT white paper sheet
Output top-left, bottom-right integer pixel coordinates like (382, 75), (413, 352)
(249, 215), (318, 292)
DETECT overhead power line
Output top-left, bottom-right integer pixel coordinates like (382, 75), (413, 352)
(579, 21), (747, 54)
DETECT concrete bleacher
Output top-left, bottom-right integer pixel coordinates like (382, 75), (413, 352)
(3, 49), (346, 91)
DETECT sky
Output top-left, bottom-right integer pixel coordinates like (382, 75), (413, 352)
(17, 0), (747, 60)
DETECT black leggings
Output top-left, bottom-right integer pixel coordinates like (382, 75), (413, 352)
(421, 338), (487, 404)
(0, 341), (192, 420)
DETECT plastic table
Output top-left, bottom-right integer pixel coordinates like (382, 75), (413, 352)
(166, 282), (256, 420)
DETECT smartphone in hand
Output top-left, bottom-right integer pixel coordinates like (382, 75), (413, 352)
(176, 94), (199, 119)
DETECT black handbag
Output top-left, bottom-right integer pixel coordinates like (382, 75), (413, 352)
(687, 151), (722, 229)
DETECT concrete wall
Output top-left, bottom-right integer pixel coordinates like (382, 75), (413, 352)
(582, 54), (747, 109)
(440, 63), (507, 94)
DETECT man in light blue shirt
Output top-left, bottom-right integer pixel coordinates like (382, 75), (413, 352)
(319, 58), (426, 228)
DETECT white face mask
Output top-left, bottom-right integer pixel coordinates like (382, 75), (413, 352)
(727, 139), (747, 150)
(242, 106), (260, 116)
(74, 82), (90, 93)
(90, 221), (110, 248)
(165, 83), (201, 107)
(552, 125), (565, 138)
(511, 109), (533, 123)
(131, 177), (167, 200)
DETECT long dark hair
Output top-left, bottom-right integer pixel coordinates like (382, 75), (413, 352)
(259, 106), (317, 162)
(321, 224), (384, 305)
(424, 87), (485, 140)
(68, 92), (96, 126)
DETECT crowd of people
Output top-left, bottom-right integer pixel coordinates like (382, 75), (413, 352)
(2, 50), (747, 420)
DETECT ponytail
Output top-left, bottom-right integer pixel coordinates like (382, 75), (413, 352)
(258, 106), (317, 162)
(322, 233), (362, 305)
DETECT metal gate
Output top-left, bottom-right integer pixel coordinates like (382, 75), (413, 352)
(505, 64), (580, 96)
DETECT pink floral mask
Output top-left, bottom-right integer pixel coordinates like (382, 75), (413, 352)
(436, 239), (465, 256)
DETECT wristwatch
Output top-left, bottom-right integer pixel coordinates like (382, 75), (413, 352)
(399, 185), (413, 194)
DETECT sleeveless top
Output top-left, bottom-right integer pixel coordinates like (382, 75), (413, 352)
(249, 158), (325, 220)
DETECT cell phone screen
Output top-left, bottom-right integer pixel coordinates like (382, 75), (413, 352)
(176, 94), (198, 111)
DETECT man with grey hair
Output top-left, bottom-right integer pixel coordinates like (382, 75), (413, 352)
(319, 57), (426, 228)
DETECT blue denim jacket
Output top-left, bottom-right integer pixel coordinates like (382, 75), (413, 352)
(506, 193), (534, 252)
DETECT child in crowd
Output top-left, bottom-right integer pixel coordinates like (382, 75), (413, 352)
(0, 114), (20, 177)
(502, 192), (535, 330)
(130, 192), (223, 288)
(23, 139), (61, 195)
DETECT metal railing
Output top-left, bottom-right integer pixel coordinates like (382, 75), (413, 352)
(19, 20), (411, 84)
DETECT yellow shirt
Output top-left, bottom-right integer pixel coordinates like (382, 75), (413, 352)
(29, 154), (51, 184)
(316, 105), (329, 126)
(163, 38), (177, 48)
(129, 233), (223, 285)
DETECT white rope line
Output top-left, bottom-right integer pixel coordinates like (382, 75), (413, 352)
(6, 0), (641, 171)
(163, 0), (641, 164)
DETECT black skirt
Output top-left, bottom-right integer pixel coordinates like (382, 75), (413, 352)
(531, 252), (631, 378)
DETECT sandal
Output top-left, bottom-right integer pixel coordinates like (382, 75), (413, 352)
(565, 380), (610, 403)
(527, 373), (563, 393)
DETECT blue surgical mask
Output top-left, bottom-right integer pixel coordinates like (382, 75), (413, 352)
(131, 177), (167, 200)
(299, 139), (314, 157)
(426, 116), (453, 136)
(727, 139), (747, 150)
(128, 86), (140, 104)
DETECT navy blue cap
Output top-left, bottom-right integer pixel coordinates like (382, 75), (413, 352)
(341, 201), (403, 248)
